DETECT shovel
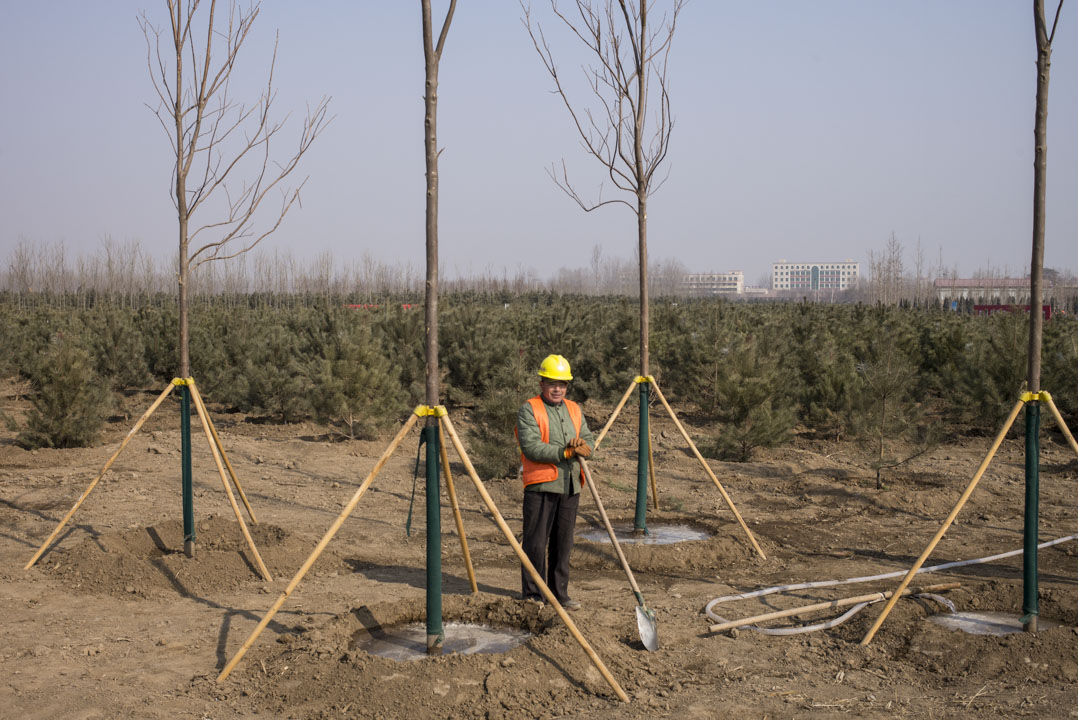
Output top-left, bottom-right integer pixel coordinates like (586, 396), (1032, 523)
(579, 457), (659, 651)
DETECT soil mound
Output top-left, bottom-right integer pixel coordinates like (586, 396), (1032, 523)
(39, 516), (350, 599)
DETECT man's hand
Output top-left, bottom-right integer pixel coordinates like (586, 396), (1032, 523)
(567, 437), (592, 459)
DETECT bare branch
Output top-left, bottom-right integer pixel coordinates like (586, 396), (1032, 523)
(1049, 0), (1065, 45)
(435, 0), (458, 60)
(142, 0), (333, 373)
(523, 0), (683, 209)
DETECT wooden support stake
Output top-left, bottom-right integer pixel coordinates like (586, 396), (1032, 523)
(439, 414), (629, 704)
(650, 381), (766, 559)
(438, 421), (477, 594)
(217, 413), (418, 683)
(189, 382), (272, 582)
(196, 383), (257, 524)
(594, 379), (638, 450)
(708, 582), (961, 634)
(860, 397), (1026, 646)
(1044, 393), (1078, 461)
(25, 381), (177, 570)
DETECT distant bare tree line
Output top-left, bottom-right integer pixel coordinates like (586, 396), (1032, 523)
(0, 238), (692, 306)
(862, 232), (1078, 307)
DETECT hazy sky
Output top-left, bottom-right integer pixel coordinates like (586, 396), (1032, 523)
(1, 1), (1075, 284)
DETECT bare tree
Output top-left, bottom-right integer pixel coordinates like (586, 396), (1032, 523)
(523, 0), (684, 376)
(1023, 0), (1065, 636)
(138, 0), (331, 376)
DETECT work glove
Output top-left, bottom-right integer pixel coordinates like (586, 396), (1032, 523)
(566, 437), (592, 459)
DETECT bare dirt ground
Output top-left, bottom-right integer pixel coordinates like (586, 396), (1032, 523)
(2, 382), (1078, 719)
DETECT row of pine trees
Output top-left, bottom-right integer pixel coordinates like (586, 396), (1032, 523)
(3, 297), (1076, 484)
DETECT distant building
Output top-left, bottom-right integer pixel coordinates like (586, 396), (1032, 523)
(741, 286), (770, 298)
(682, 271), (744, 296)
(933, 277), (1050, 304)
(771, 260), (860, 291)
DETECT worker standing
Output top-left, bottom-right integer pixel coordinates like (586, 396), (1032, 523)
(516, 354), (595, 610)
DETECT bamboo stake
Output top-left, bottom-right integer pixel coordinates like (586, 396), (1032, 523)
(25, 381), (177, 570)
(1043, 393), (1078, 460)
(189, 382), (272, 582)
(195, 381), (257, 524)
(438, 421), (477, 594)
(439, 414), (629, 704)
(708, 582), (961, 634)
(594, 379), (638, 450)
(217, 413), (418, 683)
(860, 397), (1026, 646)
(650, 381), (766, 559)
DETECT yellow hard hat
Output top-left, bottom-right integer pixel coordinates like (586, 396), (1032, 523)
(538, 354), (573, 381)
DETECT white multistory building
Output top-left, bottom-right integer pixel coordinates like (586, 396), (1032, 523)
(682, 271), (744, 296)
(771, 260), (860, 291)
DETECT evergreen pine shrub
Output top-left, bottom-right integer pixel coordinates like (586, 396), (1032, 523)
(569, 298), (639, 402)
(1043, 314), (1078, 422)
(377, 306), (425, 403)
(86, 307), (151, 391)
(849, 329), (936, 488)
(136, 305), (178, 380)
(440, 303), (509, 406)
(469, 352), (533, 479)
(701, 333), (796, 462)
(309, 312), (405, 439)
(243, 322), (313, 421)
(18, 335), (111, 449)
(954, 312), (1028, 431)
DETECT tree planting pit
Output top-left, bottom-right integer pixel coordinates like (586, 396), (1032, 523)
(350, 622), (531, 662)
(578, 523), (710, 545)
(929, 611), (1062, 636)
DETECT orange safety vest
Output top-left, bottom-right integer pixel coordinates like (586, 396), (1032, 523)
(518, 396), (585, 488)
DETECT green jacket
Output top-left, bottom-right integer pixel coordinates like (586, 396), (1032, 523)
(517, 397), (596, 494)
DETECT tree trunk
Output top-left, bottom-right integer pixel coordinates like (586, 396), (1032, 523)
(638, 194), (649, 375)
(172, 2), (189, 379)
(423, 17), (440, 409)
(1028, 4), (1051, 392)
(636, 1), (650, 376)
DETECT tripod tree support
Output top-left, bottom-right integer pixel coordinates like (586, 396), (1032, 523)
(592, 376), (763, 557)
(187, 380), (272, 582)
(25, 381), (177, 569)
(860, 396), (1027, 646)
(438, 420), (478, 594)
(649, 380), (766, 559)
(217, 411), (419, 682)
(438, 412), (629, 703)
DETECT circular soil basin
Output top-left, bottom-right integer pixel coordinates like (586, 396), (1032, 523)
(929, 611), (1061, 636)
(577, 523), (710, 545)
(350, 622), (531, 661)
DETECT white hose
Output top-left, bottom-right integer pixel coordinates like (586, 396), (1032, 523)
(705, 533), (1076, 635)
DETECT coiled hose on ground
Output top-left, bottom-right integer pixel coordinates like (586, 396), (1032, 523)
(704, 534), (1077, 635)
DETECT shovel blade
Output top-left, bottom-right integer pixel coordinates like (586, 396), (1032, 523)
(636, 605), (659, 651)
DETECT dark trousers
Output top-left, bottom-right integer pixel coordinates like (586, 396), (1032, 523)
(521, 490), (580, 603)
